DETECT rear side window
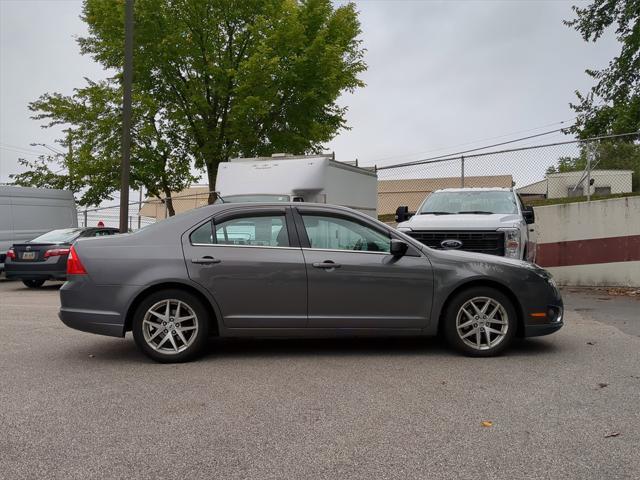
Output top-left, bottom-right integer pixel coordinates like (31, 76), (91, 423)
(215, 215), (289, 247)
(191, 221), (214, 245)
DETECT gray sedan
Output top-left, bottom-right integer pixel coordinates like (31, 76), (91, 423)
(59, 203), (563, 362)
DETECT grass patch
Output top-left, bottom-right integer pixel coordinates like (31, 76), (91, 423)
(378, 213), (396, 222)
(524, 191), (640, 207)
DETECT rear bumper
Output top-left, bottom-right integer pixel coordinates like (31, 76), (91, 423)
(4, 261), (67, 280)
(5, 269), (67, 281)
(59, 276), (137, 338)
(58, 309), (125, 337)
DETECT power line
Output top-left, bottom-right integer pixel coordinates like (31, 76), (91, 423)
(369, 117), (577, 164)
(377, 127), (571, 170)
(377, 131), (640, 170)
(0, 144), (51, 156)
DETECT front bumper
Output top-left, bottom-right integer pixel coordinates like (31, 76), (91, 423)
(523, 304), (564, 337)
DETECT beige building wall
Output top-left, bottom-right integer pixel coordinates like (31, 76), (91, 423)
(139, 185), (211, 219)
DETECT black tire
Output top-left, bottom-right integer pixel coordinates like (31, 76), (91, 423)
(132, 289), (210, 363)
(443, 286), (517, 357)
(23, 279), (45, 288)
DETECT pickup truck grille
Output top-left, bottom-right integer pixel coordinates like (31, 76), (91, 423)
(406, 230), (505, 256)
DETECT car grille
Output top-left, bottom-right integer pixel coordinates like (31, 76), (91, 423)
(406, 230), (505, 256)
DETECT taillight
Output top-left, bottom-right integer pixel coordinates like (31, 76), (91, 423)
(44, 248), (70, 259)
(66, 245), (87, 275)
(6, 249), (16, 260)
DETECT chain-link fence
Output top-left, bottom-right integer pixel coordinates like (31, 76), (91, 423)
(78, 133), (639, 229)
(78, 190), (214, 230)
(377, 132), (640, 220)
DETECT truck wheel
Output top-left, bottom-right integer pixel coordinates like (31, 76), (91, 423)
(443, 286), (516, 357)
(23, 279), (45, 288)
(132, 289), (210, 363)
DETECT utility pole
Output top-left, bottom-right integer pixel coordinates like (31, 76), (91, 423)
(586, 147), (592, 202)
(119, 0), (134, 233)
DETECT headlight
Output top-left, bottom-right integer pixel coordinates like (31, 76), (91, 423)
(498, 228), (521, 259)
(397, 227), (412, 232)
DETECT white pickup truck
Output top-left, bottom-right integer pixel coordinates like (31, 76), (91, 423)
(395, 188), (536, 262)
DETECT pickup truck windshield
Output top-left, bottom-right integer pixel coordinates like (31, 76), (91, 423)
(418, 191), (518, 215)
(214, 194), (290, 204)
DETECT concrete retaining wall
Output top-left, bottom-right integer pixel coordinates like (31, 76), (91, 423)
(535, 196), (640, 287)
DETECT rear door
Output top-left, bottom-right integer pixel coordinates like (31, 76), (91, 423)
(294, 208), (433, 329)
(182, 207), (308, 329)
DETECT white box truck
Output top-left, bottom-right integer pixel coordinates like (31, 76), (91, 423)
(1, 186), (77, 272)
(214, 154), (378, 217)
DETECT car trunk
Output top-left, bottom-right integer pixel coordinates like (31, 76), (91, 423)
(12, 243), (63, 262)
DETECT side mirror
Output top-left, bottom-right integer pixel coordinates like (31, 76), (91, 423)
(390, 239), (409, 257)
(395, 206), (414, 223)
(523, 205), (535, 224)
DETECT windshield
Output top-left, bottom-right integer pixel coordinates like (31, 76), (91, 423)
(214, 194), (291, 204)
(418, 191), (518, 215)
(30, 228), (84, 244)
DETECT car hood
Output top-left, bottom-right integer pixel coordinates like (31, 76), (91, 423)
(423, 246), (547, 275)
(399, 213), (521, 230)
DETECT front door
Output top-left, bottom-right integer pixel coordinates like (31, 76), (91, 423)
(295, 209), (433, 329)
(183, 208), (307, 328)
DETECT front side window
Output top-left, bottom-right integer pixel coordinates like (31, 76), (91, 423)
(301, 214), (390, 253)
(215, 215), (289, 247)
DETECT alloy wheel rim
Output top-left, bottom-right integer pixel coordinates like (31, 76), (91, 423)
(142, 299), (199, 354)
(456, 296), (508, 351)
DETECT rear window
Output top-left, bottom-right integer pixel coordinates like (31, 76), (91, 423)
(30, 228), (84, 244)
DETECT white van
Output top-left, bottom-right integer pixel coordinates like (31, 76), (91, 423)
(0, 186), (77, 272)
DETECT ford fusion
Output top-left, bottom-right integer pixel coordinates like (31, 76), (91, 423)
(59, 203), (563, 362)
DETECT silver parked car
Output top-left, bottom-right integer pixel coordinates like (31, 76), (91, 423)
(59, 203), (563, 362)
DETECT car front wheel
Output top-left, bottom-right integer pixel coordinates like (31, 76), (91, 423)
(443, 286), (516, 356)
(132, 289), (210, 363)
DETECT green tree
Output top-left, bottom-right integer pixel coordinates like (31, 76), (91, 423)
(12, 80), (196, 212)
(565, 0), (640, 138)
(79, 0), (366, 203)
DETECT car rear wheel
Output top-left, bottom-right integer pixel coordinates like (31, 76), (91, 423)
(132, 289), (210, 363)
(23, 279), (45, 288)
(443, 286), (516, 357)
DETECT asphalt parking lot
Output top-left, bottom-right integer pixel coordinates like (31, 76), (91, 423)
(0, 278), (638, 480)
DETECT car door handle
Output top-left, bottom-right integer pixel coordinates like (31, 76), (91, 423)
(312, 261), (341, 269)
(191, 256), (221, 265)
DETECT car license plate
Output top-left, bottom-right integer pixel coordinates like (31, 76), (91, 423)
(22, 252), (36, 260)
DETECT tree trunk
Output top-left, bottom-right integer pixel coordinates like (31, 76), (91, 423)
(162, 186), (176, 216)
(207, 163), (218, 204)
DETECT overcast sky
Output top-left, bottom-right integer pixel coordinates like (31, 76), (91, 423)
(0, 0), (620, 185)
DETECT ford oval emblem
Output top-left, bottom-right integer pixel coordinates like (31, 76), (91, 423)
(440, 239), (463, 249)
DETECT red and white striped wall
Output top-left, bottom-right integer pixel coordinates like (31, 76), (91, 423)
(535, 196), (640, 287)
